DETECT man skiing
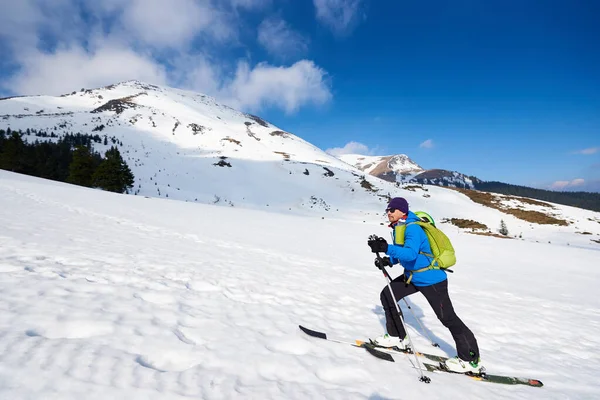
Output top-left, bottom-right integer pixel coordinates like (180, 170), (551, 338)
(367, 197), (483, 374)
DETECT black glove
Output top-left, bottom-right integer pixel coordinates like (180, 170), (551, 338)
(367, 236), (388, 253)
(374, 256), (392, 270)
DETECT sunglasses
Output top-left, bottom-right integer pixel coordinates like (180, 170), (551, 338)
(385, 208), (398, 213)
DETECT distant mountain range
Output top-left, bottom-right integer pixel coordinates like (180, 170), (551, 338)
(338, 154), (600, 212)
(338, 154), (479, 189)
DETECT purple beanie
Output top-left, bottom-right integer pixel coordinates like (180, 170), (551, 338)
(387, 197), (409, 214)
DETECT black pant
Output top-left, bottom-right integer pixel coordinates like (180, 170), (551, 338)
(380, 277), (480, 362)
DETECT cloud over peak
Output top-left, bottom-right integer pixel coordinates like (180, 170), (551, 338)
(4, 44), (168, 97)
(326, 141), (373, 156)
(550, 178), (586, 190)
(224, 60), (331, 114)
(572, 147), (600, 155)
(419, 139), (434, 149)
(313, 0), (366, 36)
(0, 0), (332, 114)
(258, 17), (309, 59)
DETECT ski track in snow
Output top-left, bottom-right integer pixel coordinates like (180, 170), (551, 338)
(1, 172), (600, 399)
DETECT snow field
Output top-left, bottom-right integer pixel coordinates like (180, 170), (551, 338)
(1, 170), (600, 399)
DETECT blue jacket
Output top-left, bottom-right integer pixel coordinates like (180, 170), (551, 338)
(386, 211), (447, 287)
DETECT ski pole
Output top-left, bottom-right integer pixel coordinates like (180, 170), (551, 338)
(374, 251), (430, 384)
(400, 298), (439, 348)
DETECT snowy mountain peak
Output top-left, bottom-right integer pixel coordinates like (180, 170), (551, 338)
(339, 153), (479, 189)
(387, 154), (423, 172)
(1, 81), (391, 213)
(2, 80), (351, 167)
(338, 154), (424, 182)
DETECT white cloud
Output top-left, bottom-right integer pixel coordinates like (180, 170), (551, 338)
(0, 0), (333, 114)
(177, 54), (223, 96)
(419, 139), (434, 149)
(574, 147), (600, 155)
(5, 44), (168, 96)
(313, 0), (365, 36)
(85, 0), (235, 48)
(1, 0), (232, 52)
(0, 0), (86, 49)
(326, 141), (372, 156)
(123, 0), (234, 47)
(222, 60), (331, 114)
(258, 18), (308, 59)
(0, 0), (42, 48)
(550, 181), (569, 190)
(571, 178), (585, 186)
(550, 178), (586, 190)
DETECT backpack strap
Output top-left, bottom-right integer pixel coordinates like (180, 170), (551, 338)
(406, 265), (434, 284)
(406, 264), (453, 284)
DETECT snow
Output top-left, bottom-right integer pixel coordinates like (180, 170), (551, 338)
(1, 170), (600, 399)
(2, 80), (600, 398)
(1, 81), (599, 248)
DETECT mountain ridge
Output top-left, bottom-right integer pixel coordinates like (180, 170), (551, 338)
(339, 153), (600, 212)
(0, 80), (396, 215)
(1, 80), (599, 234)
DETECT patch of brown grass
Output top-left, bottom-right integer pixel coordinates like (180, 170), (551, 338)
(592, 238), (600, 244)
(577, 231), (593, 235)
(502, 208), (569, 226)
(441, 218), (514, 239)
(451, 188), (569, 226)
(505, 196), (553, 208)
(360, 178), (378, 192)
(452, 188), (495, 206)
(442, 218), (489, 230)
(378, 194), (392, 203)
(403, 185), (427, 192)
(470, 231), (513, 239)
(221, 137), (241, 146)
(273, 151), (290, 160)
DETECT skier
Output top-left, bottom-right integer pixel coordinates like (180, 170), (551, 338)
(367, 197), (483, 374)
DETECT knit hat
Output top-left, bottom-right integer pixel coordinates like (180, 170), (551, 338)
(386, 197), (409, 214)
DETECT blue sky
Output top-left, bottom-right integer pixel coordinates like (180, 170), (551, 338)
(1, 0), (599, 192)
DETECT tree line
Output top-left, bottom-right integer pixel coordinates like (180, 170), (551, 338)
(474, 181), (600, 213)
(0, 128), (134, 194)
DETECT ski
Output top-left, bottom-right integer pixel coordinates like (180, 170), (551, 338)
(367, 341), (448, 362)
(299, 325), (543, 388)
(298, 325), (447, 363)
(423, 363), (544, 387)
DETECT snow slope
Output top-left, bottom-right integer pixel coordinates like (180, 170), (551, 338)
(1, 81), (599, 246)
(0, 81), (365, 211)
(1, 170), (600, 399)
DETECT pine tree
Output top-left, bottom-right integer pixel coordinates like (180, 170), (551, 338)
(67, 145), (97, 187)
(92, 146), (134, 193)
(499, 219), (509, 236)
(119, 152), (135, 193)
(0, 132), (27, 172)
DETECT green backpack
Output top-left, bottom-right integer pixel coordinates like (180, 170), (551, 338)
(394, 219), (456, 283)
